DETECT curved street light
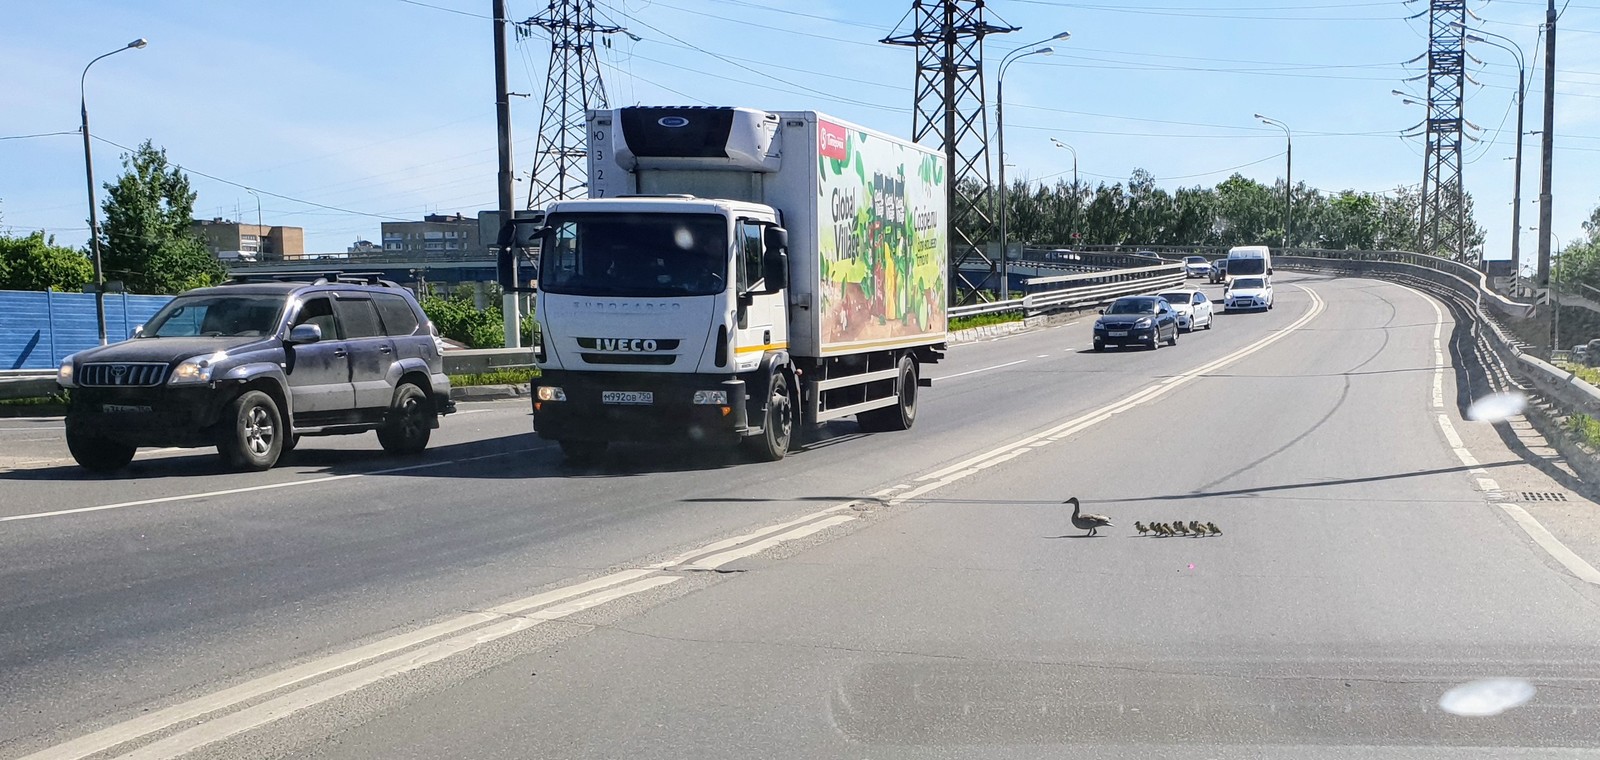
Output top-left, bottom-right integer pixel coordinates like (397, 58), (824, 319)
(1254, 113), (1292, 252)
(1049, 137), (1079, 244)
(1455, 22), (1529, 276)
(82, 38), (148, 345)
(995, 31), (1069, 299)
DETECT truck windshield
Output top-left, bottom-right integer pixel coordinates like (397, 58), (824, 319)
(1228, 257), (1266, 276)
(539, 212), (728, 297)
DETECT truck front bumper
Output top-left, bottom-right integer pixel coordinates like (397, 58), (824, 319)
(531, 370), (750, 445)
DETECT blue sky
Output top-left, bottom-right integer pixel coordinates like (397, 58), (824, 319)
(2, 0), (1598, 272)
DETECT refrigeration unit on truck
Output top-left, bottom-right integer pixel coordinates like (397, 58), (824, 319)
(498, 106), (950, 463)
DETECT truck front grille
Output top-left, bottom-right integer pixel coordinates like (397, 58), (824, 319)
(579, 354), (677, 366)
(79, 362), (169, 387)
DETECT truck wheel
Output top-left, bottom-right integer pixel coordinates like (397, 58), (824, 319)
(744, 371), (794, 462)
(67, 429), (136, 472)
(218, 390), (283, 471)
(377, 383), (432, 455)
(559, 439), (608, 464)
(858, 355), (918, 432)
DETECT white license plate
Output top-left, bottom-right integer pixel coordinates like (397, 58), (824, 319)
(103, 404), (151, 413)
(1107, 331), (1128, 337)
(601, 391), (653, 405)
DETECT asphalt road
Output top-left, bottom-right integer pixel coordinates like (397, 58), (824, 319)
(4, 274), (1600, 759)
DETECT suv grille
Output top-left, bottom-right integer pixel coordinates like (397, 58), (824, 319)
(79, 362), (169, 387)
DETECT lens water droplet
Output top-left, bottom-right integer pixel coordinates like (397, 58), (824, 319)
(1438, 678), (1535, 716)
(1467, 392), (1527, 422)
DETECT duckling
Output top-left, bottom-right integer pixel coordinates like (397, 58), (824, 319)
(1066, 497), (1113, 536)
(1158, 523), (1175, 536)
(1189, 520), (1206, 536)
(1206, 522), (1222, 536)
(1135, 521), (1149, 536)
(1172, 522), (1189, 536)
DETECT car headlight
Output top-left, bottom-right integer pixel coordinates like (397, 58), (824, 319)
(57, 357), (76, 388)
(536, 385), (567, 401)
(1093, 319), (1104, 329)
(1135, 317), (1153, 328)
(693, 390), (728, 405)
(169, 352), (226, 385)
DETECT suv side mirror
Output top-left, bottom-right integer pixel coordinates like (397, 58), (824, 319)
(762, 226), (789, 293)
(131, 324), (144, 338)
(288, 323), (322, 344)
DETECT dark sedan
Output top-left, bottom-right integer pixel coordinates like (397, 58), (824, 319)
(1092, 296), (1180, 351)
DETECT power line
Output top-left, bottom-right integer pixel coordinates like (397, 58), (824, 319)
(0, 130), (79, 141)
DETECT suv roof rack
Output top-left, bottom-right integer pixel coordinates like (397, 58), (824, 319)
(224, 271), (398, 287)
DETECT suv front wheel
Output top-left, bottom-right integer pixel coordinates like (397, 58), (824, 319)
(67, 429), (136, 472)
(377, 383), (432, 455)
(219, 390), (284, 471)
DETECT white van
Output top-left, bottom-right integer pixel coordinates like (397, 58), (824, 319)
(1225, 245), (1272, 285)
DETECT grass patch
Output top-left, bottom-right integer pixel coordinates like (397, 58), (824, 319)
(448, 367), (540, 387)
(1557, 361), (1600, 388)
(950, 311), (1024, 331)
(0, 391), (68, 406)
(1567, 413), (1600, 449)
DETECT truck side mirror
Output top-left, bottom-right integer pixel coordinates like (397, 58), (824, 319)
(496, 219), (545, 293)
(763, 226), (789, 292)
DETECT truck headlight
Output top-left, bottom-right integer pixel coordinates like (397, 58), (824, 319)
(57, 358), (76, 388)
(693, 390), (728, 405)
(537, 385), (566, 401)
(169, 352), (226, 385)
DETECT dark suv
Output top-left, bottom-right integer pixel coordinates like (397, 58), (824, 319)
(58, 273), (455, 472)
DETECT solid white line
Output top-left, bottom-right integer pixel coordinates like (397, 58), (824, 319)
(686, 514), (857, 570)
(110, 576), (680, 760)
(932, 359), (1028, 381)
(1499, 504), (1600, 586)
(0, 426), (63, 432)
(18, 565), (660, 760)
(0, 448), (538, 524)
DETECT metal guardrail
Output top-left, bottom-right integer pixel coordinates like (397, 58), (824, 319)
(949, 263), (1186, 319)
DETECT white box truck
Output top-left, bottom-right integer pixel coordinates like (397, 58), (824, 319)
(499, 107), (949, 462)
(1224, 245), (1272, 283)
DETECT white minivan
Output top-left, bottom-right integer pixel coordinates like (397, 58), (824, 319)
(1225, 245), (1272, 285)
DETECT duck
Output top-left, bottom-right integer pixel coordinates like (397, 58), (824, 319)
(1172, 522), (1189, 536)
(1066, 497), (1113, 536)
(1189, 520), (1206, 536)
(1206, 521), (1222, 536)
(1135, 521), (1149, 536)
(1156, 523), (1173, 536)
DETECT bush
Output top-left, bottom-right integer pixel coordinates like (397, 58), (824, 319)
(1567, 413), (1600, 449)
(419, 289), (541, 349)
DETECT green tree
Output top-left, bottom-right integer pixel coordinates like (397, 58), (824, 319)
(0, 231), (94, 291)
(99, 140), (225, 294)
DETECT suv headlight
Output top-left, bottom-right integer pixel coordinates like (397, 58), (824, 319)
(57, 357), (76, 388)
(169, 352), (226, 385)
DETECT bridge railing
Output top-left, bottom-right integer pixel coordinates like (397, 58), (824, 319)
(949, 262), (1186, 320)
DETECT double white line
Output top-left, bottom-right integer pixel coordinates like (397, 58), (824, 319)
(20, 507), (860, 760)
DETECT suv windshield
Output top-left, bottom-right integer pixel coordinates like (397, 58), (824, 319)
(1107, 298), (1157, 315)
(142, 295), (286, 338)
(1233, 278), (1265, 290)
(1185, 256), (1205, 264)
(539, 212), (728, 297)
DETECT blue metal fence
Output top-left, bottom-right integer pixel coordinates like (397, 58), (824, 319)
(0, 290), (174, 370)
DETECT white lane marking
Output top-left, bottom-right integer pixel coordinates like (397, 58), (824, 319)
(1499, 504), (1600, 586)
(916, 286), (1328, 486)
(108, 576), (680, 760)
(18, 567), (658, 760)
(0, 426), (64, 432)
(1402, 285), (1600, 586)
(932, 359), (1028, 381)
(0, 448), (539, 524)
(685, 514), (857, 570)
(1036, 354), (1050, 358)
(452, 408), (496, 415)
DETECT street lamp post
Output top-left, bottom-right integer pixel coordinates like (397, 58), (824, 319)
(81, 38), (147, 345)
(1049, 137), (1079, 245)
(1457, 24), (1528, 276)
(996, 32), (1069, 300)
(1254, 114), (1292, 252)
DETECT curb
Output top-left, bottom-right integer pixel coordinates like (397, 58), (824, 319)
(450, 384), (529, 402)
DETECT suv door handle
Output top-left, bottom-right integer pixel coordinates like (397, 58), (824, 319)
(333, 349), (348, 358)
(379, 346), (392, 354)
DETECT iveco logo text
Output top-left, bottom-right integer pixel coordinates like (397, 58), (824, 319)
(602, 339), (658, 352)
(657, 116), (690, 128)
